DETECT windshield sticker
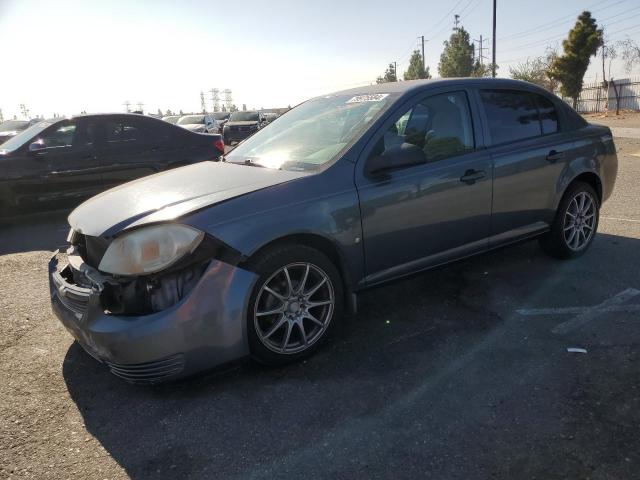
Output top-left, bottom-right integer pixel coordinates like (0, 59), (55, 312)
(346, 94), (389, 104)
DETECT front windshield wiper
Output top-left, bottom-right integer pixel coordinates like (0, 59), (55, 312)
(243, 158), (267, 167)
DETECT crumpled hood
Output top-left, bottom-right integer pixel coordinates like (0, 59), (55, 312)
(68, 161), (307, 237)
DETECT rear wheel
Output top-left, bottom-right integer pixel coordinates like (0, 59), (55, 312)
(247, 245), (343, 366)
(540, 181), (599, 259)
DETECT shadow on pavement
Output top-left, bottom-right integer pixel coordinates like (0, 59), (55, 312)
(62, 233), (640, 479)
(0, 210), (70, 255)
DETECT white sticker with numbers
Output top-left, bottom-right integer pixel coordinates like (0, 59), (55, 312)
(346, 94), (389, 104)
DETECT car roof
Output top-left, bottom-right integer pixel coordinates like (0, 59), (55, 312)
(329, 77), (553, 98)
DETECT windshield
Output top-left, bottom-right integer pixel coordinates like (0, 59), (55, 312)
(177, 115), (205, 125)
(163, 116), (179, 124)
(226, 93), (392, 171)
(0, 121), (51, 152)
(229, 112), (259, 122)
(213, 112), (229, 120)
(0, 120), (29, 132)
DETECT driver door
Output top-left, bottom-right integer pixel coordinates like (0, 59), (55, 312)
(355, 89), (493, 285)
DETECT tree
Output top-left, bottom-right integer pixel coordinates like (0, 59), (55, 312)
(377, 63), (398, 83)
(230, 104), (238, 112)
(509, 48), (558, 91)
(157, 108), (162, 117)
(472, 61), (499, 78)
(179, 109), (184, 115)
(548, 11), (602, 108)
(618, 38), (640, 73)
(403, 51), (431, 80)
(438, 27), (474, 77)
(165, 109), (173, 116)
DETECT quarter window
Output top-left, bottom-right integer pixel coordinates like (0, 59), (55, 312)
(373, 91), (475, 164)
(534, 94), (559, 135)
(480, 90), (541, 144)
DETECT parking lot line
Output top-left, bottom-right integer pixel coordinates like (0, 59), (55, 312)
(516, 288), (640, 335)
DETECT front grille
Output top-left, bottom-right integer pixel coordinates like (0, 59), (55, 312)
(105, 354), (185, 383)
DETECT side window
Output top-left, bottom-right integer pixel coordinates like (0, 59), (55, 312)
(40, 123), (77, 148)
(534, 94), (559, 135)
(374, 91), (475, 164)
(105, 120), (149, 146)
(480, 90), (541, 145)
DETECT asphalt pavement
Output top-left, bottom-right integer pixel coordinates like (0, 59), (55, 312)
(0, 134), (639, 480)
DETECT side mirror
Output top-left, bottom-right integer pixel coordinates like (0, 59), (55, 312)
(365, 143), (426, 176)
(29, 140), (46, 154)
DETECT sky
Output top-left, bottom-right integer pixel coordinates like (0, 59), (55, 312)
(1, 0), (639, 119)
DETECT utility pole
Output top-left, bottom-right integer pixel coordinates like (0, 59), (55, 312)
(492, 0), (497, 77)
(123, 100), (131, 113)
(200, 91), (207, 114)
(393, 61), (397, 81)
(136, 102), (144, 113)
(419, 35), (425, 73)
(474, 35), (487, 65)
(454, 14), (460, 29)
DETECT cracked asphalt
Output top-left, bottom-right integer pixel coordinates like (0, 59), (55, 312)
(1, 117), (639, 479)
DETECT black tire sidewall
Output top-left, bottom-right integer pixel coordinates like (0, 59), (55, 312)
(246, 244), (344, 366)
(542, 182), (600, 259)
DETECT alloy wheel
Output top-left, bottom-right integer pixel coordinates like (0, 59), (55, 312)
(254, 262), (335, 354)
(563, 191), (596, 251)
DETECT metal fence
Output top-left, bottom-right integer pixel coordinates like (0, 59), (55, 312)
(560, 77), (640, 113)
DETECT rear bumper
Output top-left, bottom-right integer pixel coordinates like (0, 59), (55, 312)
(49, 251), (258, 383)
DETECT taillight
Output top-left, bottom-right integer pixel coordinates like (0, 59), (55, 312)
(214, 138), (225, 155)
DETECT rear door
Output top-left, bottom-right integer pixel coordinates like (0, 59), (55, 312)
(477, 89), (573, 245)
(98, 116), (169, 189)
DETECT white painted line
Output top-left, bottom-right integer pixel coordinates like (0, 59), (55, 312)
(517, 305), (640, 316)
(601, 216), (640, 223)
(552, 288), (640, 335)
(516, 288), (640, 335)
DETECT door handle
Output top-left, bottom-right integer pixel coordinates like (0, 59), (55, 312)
(460, 169), (486, 185)
(546, 150), (565, 162)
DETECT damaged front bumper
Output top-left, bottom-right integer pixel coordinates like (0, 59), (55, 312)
(49, 250), (258, 383)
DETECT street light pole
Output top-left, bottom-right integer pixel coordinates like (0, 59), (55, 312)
(492, 0), (497, 77)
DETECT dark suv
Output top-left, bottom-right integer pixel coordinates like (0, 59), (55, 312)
(223, 111), (266, 145)
(0, 113), (224, 217)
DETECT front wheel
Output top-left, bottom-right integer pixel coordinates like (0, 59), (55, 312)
(247, 245), (343, 366)
(540, 181), (600, 259)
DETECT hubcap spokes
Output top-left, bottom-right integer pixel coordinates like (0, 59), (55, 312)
(563, 191), (596, 251)
(254, 263), (334, 354)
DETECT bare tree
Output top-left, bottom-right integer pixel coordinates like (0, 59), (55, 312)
(617, 38), (640, 73)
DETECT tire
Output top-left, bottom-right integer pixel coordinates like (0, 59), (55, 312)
(540, 181), (600, 259)
(246, 244), (343, 366)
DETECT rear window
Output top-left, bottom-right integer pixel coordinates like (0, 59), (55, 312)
(480, 90), (541, 145)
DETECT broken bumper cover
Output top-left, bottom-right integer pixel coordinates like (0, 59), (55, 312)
(49, 251), (258, 383)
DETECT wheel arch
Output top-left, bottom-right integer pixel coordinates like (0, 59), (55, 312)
(240, 232), (354, 291)
(562, 171), (603, 204)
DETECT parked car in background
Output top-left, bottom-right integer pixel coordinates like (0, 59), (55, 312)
(212, 111), (231, 130)
(263, 112), (279, 123)
(223, 111), (266, 145)
(162, 115), (181, 124)
(0, 118), (42, 144)
(0, 113), (223, 217)
(177, 114), (219, 134)
(48, 78), (617, 383)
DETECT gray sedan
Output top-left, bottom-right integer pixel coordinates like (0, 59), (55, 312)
(49, 78), (617, 383)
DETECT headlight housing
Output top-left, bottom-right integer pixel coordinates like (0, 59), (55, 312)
(98, 224), (204, 275)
